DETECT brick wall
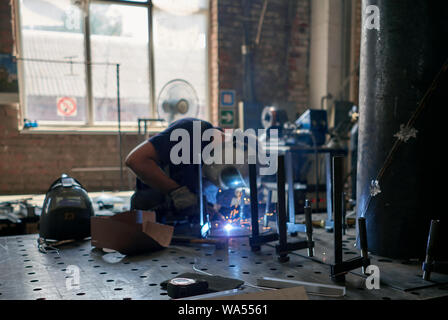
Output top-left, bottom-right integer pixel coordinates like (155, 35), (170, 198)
(0, 103), (141, 195)
(213, 0), (311, 121)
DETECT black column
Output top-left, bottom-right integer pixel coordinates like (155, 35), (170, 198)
(357, 0), (448, 258)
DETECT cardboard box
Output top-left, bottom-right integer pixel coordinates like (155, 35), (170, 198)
(91, 210), (174, 255)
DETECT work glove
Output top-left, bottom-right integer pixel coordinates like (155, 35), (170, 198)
(169, 186), (198, 211)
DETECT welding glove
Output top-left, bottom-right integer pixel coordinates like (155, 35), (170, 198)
(169, 186), (198, 211)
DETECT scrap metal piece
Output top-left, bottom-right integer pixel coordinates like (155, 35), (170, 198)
(369, 180), (381, 197)
(394, 124), (418, 143)
(256, 277), (346, 297)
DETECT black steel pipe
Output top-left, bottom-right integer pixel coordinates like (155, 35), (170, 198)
(357, 0), (448, 258)
(276, 155), (289, 262)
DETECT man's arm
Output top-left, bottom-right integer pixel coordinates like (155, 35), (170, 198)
(125, 141), (180, 194)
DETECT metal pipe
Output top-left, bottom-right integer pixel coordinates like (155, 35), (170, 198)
(332, 156), (344, 280)
(276, 155), (289, 262)
(304, 199), (314, 257)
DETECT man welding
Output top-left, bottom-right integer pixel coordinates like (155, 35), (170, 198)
(125, 117), (245, 221)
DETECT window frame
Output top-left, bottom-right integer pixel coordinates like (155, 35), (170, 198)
(14, 0), (210, 130)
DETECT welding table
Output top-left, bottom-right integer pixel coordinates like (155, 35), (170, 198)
(1, 223), (447, 300)
(262, 144), (347, 232)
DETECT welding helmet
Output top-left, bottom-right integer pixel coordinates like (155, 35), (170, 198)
(39, 174), (94, 242)
(202, 130), (258, 190)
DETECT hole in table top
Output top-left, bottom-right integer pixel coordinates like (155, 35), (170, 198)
(24, 259), (30, 262)
(229, 250), (236, 253)
(241, 256), (248, 259)
(57, 262), (65, 265)
(140, 275), (147, 278)
(33, 288), (42, 291)
(61, 269), (67, 272)
(189, 262), (195, 264)
(88, 259), (94, 262)
(131, 269), (138, 271)
(216, 259), (223, 262)
(160, 293), (168, 296)
(255, 262), (262, 264)
(76, 293), (85, 296)
(54, 257), (60, 259)
(93, 265), (101, 268)
(229, 265), (235, 268)
(378, 259), (393, 263)
(20, 249), (26, 252)
(106, 280), (114, 282)
(161, 265), (168, 268)
(22, 254), (28, 257)
(82, 254), (89, 256)
(296, 264), (303, 268)
(205, 253), (212, 256)
(287, 275), (294, 278)
(114, 288), (123, 291)
(27, 272), (35, 275)
(201, 268), (208, 271)
(179, 256), (185, 259)
(314, 271), (322, 274)
(123, 262), (130, 265)
(243, 271), (250, 274)
(100, 272), (107, 275)
(30, 280), (39, 283)
(152, 259), (159, 262)
(149, 283), (157, 286)
(25, 266), (33, 268)
(270, 268), (277, 271)
(171, 272), (178, 275)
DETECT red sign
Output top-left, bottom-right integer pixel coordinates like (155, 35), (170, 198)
(57, 97), (77, 117)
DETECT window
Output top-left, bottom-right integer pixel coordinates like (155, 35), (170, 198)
(16, 0), (209, 127)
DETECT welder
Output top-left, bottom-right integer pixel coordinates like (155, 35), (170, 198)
(125, 117), (245, 221)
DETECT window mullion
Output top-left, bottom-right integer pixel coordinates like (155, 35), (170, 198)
(84, 1), (94, 126)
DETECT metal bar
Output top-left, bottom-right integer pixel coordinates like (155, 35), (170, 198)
(84, 3), (94, 126)
(423, 220), (440, 280)
(198, 155), (204, 228)
(263, 189), (272, 228)
(358, 216), (369, 274)
(304, 199), (314, 257)
(116, 64), (123, 190)
(332, 156), (344, 281)
(325, 153), (333, 231)
(249, 163), (260, 250)
(276, 155), (289, 262)
(285, 151), (295, 224)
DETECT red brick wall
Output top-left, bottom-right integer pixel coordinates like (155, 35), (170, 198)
(213, 0), (311, 119)
(0, 103), (141, 195)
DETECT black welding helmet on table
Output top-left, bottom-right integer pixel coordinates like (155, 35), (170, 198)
(39, 174), (94, 242)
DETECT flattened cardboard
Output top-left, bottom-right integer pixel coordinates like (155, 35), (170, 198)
(91, 210), (174, 255)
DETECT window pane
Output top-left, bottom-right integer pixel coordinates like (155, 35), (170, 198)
(153, 2), (209, 122)
(90, 4), (150, 123)
(20, 0), (87, 123)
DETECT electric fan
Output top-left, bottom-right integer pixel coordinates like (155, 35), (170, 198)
(156, 79), (200, 123)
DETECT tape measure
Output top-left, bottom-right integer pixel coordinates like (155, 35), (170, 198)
(167, 277), (209, 299)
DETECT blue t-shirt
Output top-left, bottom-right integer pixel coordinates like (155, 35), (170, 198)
(136, 118), (219, 198)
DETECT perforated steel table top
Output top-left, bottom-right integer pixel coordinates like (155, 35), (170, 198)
(1, 228), (447, 300)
